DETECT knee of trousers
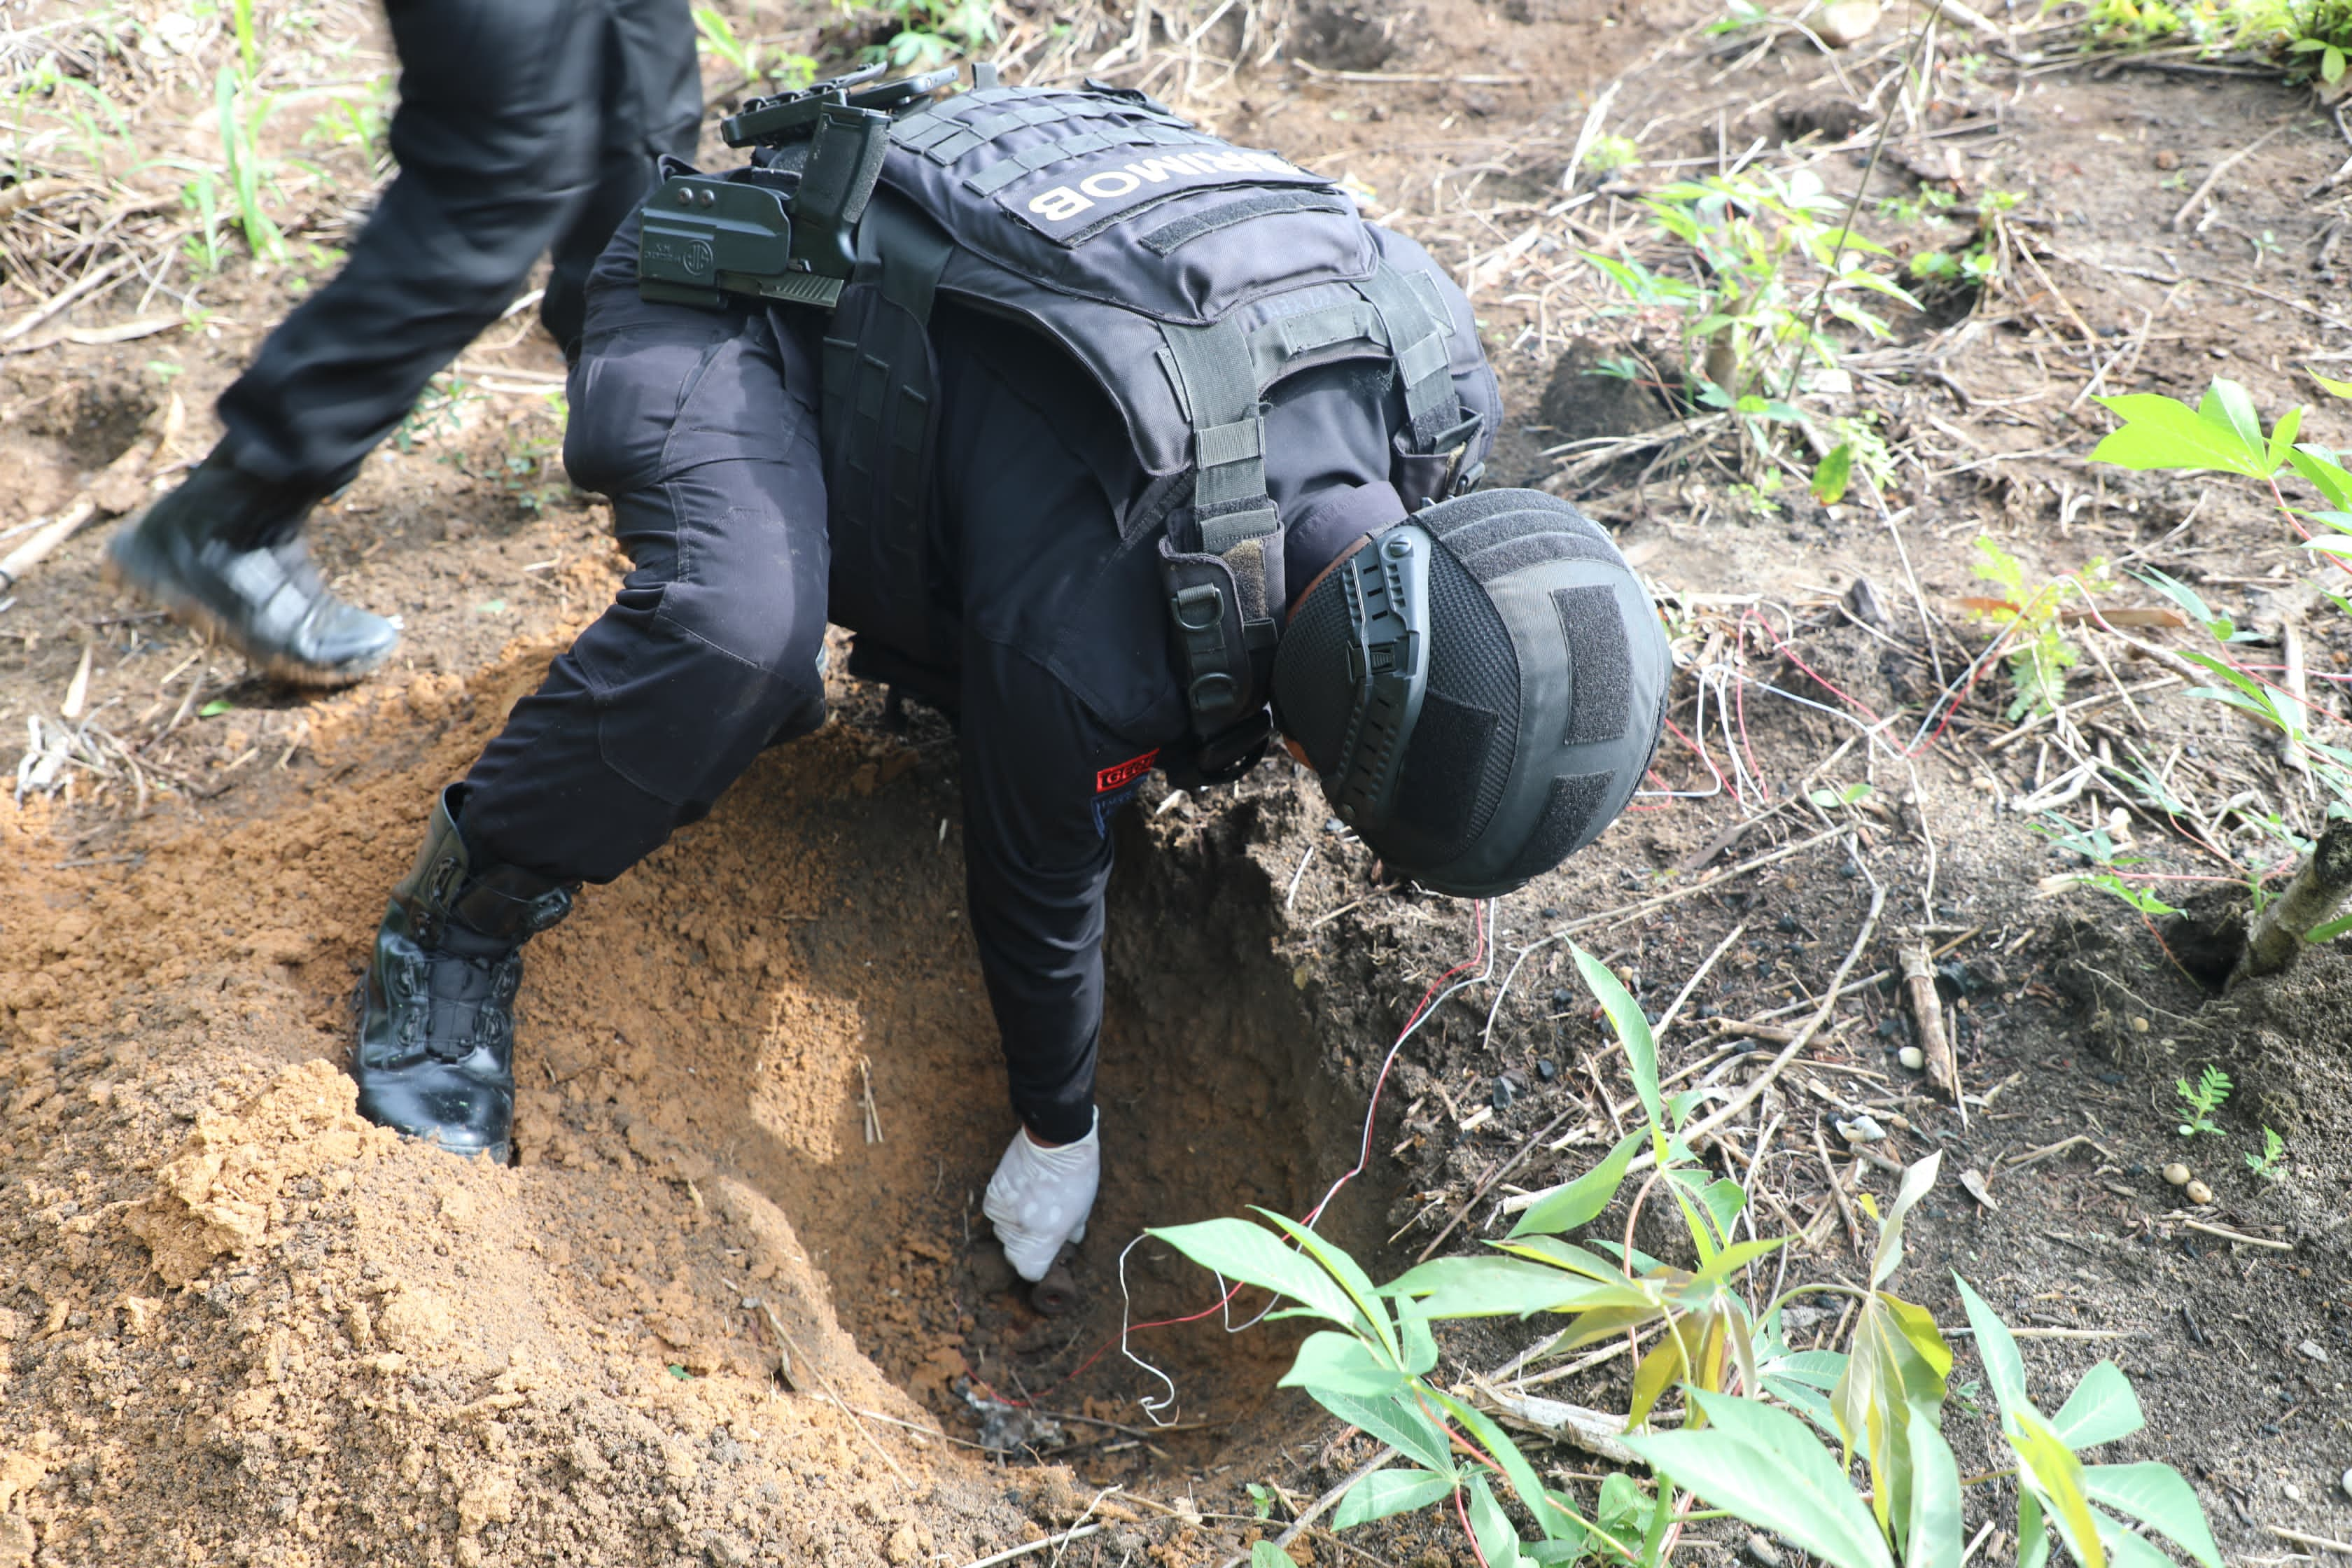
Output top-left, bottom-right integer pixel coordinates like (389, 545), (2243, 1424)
(575, 612), (827, 808)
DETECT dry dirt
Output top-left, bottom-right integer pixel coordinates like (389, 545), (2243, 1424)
(6, 1), (2352, 1565)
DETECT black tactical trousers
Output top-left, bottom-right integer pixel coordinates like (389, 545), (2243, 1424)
(212, 0), (699, 504)
(458, 227), (1153, 1144)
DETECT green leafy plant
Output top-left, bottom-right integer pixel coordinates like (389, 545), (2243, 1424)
(2084, 0), (2352, 78)
(1581, 168), (1917, 468)
(214, 67), (287, 265)
(1966, 538), (2114, 721)
(2244, 1126), (2288, 1180)
(1152, 950), (2219, 1568)
(1586, 134), (1641, 175)
(841, 0), (1000, 69)
(2086, 377), (2352, 815)
(695, 7), (819, 92)
(2175, 1064), (2232, 1137)
(2029, 816), (2183, 918)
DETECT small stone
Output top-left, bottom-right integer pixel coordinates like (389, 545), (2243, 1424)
(2284, 1482), (2303, 1504)
(1814, 0), (1880, 46)
(2130, 1016), (2151, 1035)
(1535, 1058), (1558, 1082)
(1744, 1534), (1788, 1568)
(2184, 1179), (2213, 1205)
(883, 1524), (919, 1567)
(2162, 1163), (2192, 1188)
(1492, 1077), (1516, 1110)
(1898, 1046), (1926, 1072)
(2297, 1338), (2330, 1364)
(2339, 1466), (2351, 1501)
(1837, 1114), (1886, 1143)
(2154, 148), (2180, 170)
(1550, 988), (1572, 1008)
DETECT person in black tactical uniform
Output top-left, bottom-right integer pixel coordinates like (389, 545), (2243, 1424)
(103, 0), (701, 687)
(346, 67), (1672, 1293)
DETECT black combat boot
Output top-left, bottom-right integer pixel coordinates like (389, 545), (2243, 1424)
(355, 788), (575, 1162)
(103, 446), (400, 687)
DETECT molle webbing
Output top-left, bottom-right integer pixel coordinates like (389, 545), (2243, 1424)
(818, 201), (955, 666)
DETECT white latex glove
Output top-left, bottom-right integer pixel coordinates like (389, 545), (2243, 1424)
(982, 1112), (1100, 1283)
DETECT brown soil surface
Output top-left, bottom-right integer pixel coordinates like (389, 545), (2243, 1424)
(7, 1), (2352, 1565)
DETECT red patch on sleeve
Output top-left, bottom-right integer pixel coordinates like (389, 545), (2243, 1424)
(1094, 749), (1160, 794)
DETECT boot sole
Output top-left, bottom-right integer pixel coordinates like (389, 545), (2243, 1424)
(103, 531), (396, 691)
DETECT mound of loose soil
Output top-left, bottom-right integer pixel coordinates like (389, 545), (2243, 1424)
(0, 643), (1042, 1568)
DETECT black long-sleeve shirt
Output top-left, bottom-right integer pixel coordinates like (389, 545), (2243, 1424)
(915, 227), (1499, 1140)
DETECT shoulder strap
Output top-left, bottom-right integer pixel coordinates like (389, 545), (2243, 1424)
(820, 199), (956, 656)
(1354, 261), (1460, 451)
(1155, 315), (1281, 778)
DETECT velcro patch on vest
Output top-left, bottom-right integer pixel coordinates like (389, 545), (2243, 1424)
(995, 145), (1334, 244)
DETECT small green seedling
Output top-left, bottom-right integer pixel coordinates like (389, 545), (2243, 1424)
(2176, 1064), (2232, 1138)
(1245, 1483), (1275, 1520)
(2245, 1126), (2288, 1181)
(1808, 782), (1873, 810)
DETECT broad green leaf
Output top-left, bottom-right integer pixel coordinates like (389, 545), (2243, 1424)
(1623, 1390), (1896, 1568)
(2094, 1516), (2180, 1568)
(1279, 1331), (1405, 1398)
(2020, 1492), (2053, 1568)
(1556, 1302), (1672, 1352)
(1766, 1372), (1841, 1438)
(2050, 1363), (2145, 1451)
(1488, 1236), (1630, 1281)
(1953, 1275), (2029, 1424)
(1256, 1209), (1399, 1361)
(1149, 1219), (1365, 1332)
(1332, 1466), (1457, 1529)
(1628, 1324), (1688, 1427)
(2266, 404), (2306, 473)
(1668, 1178), (1722, 1265)
(1903, 1399), (1965, 1567)
(1763, 1346), (1848, 1390)
(1433, 1389), (1576, 1541)
(1693, 1236), (1790, 1287)
(1698, 1177), (1748, 1245)
(2304, 910), (2352, 944)
(1252, 1543), (1294, 1568)
(1885, 1294), (1954, 1387)
(2288, 444), (2352, 511)
(1574, 946), (1663, 1139)
(1308, 1387), (1457, 1474)
(2201, 379), (2264, 464)
(1812, 442), (1854, 505)
(2082, 1463), (2221, 1568)
(2090, 391), (2272, 477)
(1384, 1255), (1646, 1320)
(1834, 1289), (1948, 1538)
(1509, 1130), (1644, 1238)
(1395, 1292), (1439, 1377)
(1870, 1151), (1943, 1288)
(1466, 1476), (1525, 1568)
(2011, 1413), (2106, 1568)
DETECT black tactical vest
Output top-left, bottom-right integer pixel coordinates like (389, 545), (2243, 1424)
(794, 76), (1485, 776)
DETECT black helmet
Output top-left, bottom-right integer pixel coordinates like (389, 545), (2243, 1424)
(1270, 489), (1668, 896)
